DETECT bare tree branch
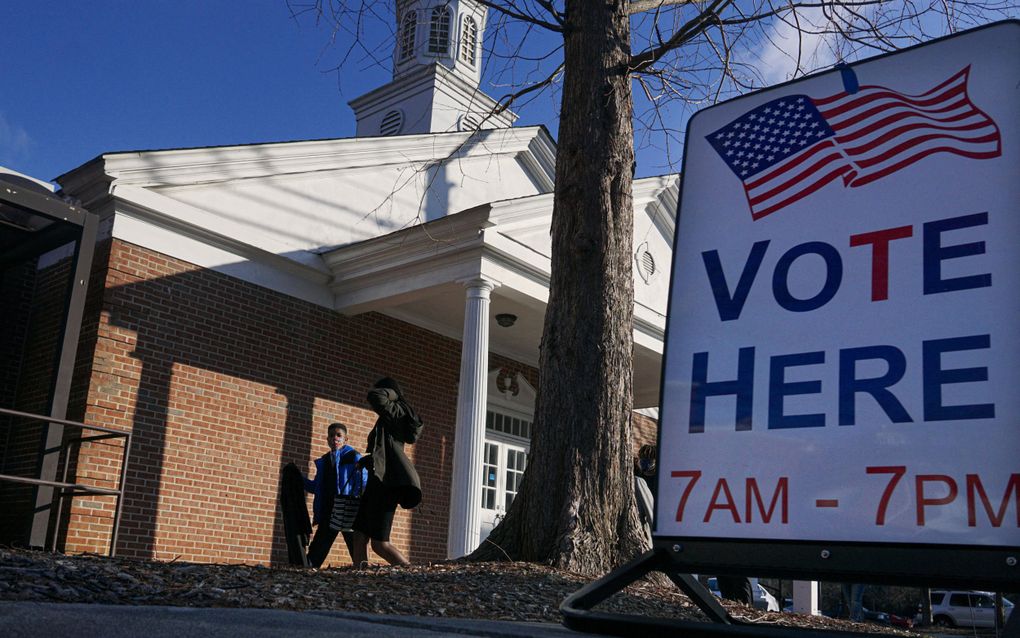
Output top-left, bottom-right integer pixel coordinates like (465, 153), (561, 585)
(628, 0), (698, 15)
(493, 62), (565, 115)
(630, 0), (732, 72)
(535, 0), (565, 25)
(475, 0), (563, 31)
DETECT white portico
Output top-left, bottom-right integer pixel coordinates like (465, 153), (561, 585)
(321, 176), (679, 557)
(54, 0), (679, 561)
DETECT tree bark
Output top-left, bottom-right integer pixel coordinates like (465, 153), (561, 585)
(469, 0), (648, 575)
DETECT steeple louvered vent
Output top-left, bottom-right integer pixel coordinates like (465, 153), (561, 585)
(380, 110), (404, 136)
(459, 113), (482, 132)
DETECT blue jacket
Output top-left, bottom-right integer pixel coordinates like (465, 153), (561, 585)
(304, 445), (367, 526)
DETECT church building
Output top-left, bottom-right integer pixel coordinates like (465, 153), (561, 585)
(0, 0), (676, 566)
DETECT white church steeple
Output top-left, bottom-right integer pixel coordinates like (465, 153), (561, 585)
(349, 0), (517, 137)
(394, 0), (482, 85)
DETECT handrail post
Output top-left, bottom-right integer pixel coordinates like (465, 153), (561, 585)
(109, 431), (132, 557)
(0, 407), (130, 557)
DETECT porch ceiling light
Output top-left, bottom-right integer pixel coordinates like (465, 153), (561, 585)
(495, 313), (517, 328)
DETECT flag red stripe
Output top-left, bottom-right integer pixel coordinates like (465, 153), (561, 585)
(819, 80), (965, 120)
(748, 164), (855, 220)
(842, 119), (996, 156)
(813, 66), (970, 109)
(811, 91), (848, 107)
(849, 145), (1003, 188)
(852, 131), (1001, 169)
(748, 151), (849, 206)
(829, 96), (972, 139)
(745, 139), (838, 190)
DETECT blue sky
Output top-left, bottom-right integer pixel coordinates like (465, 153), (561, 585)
(1, 2), (447, 183)
(3, 2), (1014, 186)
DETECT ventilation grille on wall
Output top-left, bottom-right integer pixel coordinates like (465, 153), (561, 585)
(380, 110), (404, 136)
(459, 113), (482, 132)
(636, 242), (656, 284)
(642, 251), (656, 277)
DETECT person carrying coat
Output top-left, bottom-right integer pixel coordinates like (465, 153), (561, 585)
(304, 422), (367, 567)
(350, 377), (423, 567)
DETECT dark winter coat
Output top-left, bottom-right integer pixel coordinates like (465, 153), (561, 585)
(304, 445), (366, 526)
(364, 387), (423, 509)
(279, 463), (312, 566)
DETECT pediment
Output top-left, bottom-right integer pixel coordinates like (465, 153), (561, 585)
(485, 175), (679, 289)
(60, 128), (555, 257)
(487, 367), (537, 413)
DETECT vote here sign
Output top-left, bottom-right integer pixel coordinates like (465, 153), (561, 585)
(658, 22), (1019, 549)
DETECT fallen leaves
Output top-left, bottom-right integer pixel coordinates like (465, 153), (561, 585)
(0, 547), (911, 634)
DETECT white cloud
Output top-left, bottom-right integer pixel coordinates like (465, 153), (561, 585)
(0, 112), (34, 168)
(754, 8), (846, 87)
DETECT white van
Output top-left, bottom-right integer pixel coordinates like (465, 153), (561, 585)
(930, 590), (1014, 628)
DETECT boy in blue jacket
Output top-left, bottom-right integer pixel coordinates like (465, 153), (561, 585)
(304, 422), (367, 568)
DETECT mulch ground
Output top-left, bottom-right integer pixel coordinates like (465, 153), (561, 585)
(0, 546), (915, 633)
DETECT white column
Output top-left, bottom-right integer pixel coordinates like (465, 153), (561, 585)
(446, 278), (495, 558)
(792, 581), (820, 615)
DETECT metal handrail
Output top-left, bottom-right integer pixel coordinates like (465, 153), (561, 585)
(0, 406), (131, 557)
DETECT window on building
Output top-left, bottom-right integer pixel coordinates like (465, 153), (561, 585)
(504, 447), (526, 510)
(399, 11), (417, 60)
(485, 410), (532, 440)
(428, 6), (451, 55)
(460, 15), (478, 66)
(481, 442), (499, 509)
(481, 409), (530, 512)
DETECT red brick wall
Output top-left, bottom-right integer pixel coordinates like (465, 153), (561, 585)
(63, 239), (478, 566)
(632, 412), (658, 453)
(56, 238), (661, 566)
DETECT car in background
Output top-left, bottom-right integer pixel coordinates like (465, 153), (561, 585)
(888, 613), (914, 629)
(705, 577), (780, 612)
(861, 609), (913, 628)
(931, 590), (1014, 628)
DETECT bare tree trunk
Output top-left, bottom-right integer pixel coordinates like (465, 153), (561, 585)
(470, 0), (648, 575)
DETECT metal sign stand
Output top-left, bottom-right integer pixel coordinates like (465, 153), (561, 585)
(561, 548), (1020, 638)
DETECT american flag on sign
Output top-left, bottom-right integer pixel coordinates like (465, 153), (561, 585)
(707, 66), (1002, 220)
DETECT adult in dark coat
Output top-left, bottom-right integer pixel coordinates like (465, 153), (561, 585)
(350, 377), (423, 567)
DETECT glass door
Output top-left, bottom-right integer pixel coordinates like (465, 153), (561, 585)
(478, 437), (528, 543)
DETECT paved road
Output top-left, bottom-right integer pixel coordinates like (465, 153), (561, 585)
(3, 602), (979, 637)
(0, 602), (593, 638)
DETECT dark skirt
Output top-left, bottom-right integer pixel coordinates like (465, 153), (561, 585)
(352, 475), (401, 541)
